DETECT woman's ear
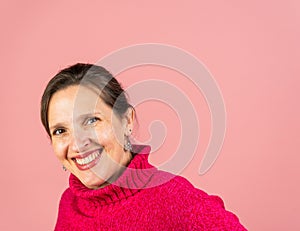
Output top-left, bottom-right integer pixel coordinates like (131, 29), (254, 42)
(124, 107), (134, 136)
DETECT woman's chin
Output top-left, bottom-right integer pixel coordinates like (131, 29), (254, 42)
(79, 173), (107, 189)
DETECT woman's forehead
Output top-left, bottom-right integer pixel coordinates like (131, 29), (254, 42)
(48, 85), (112, 121)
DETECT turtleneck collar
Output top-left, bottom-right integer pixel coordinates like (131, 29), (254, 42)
(69, 145), (157, 206)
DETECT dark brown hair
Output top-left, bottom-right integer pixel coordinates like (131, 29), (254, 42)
(40, 63), (132, 137)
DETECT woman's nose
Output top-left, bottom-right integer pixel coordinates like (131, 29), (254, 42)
(70, 130), (92, 153)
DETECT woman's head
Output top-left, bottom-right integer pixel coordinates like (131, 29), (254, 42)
(41, 63), (135, 189)
(41, 63), (132, 137)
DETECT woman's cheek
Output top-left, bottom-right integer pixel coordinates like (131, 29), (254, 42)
(98, 130), (114, 150)
(97, 127), (121, 155)
(52, 141), (66, 160)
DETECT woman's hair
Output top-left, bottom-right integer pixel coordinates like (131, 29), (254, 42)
(40, 63), (132, 137)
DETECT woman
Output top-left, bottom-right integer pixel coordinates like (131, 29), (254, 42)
(41, 63), (246, 230)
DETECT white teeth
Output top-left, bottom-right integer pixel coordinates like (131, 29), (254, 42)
(75, 150), (101, 165)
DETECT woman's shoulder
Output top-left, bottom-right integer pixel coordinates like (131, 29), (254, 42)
(146, 173), (246, 230)
(58, 187), (75, 205)
(168, 175), (225, 205)
(149, 170), (208, 197)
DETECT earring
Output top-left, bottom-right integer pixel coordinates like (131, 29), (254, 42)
(128, 128), (132, 135)
(124, 139), (132, 152)
(62, 165), (67, 171)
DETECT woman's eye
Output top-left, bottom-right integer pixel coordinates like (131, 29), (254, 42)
(86, 117), (100, 125)
(52, 128), (65, 136)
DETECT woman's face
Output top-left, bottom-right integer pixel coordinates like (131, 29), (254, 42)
(47, 85), (133, 189)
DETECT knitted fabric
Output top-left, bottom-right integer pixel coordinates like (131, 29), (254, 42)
(55, 145), (247, 230)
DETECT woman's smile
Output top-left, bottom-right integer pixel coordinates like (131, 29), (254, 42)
(72, 148), (103, 170)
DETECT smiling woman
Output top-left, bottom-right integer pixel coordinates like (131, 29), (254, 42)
(40, 63), (247, 230)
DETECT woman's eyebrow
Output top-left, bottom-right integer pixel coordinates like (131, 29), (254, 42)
(49, 122), (67, 131)
(77, 112), (104, 119)
(49, 112), (104, 130)
(74, 112), (105, 123)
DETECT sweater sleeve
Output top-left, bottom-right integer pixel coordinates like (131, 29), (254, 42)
(186, 191), (247, 230)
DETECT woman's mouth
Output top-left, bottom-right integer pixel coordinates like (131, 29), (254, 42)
(72, 148), (103, 171)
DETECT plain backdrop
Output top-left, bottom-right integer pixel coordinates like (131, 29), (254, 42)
(1, 1), (299, 230)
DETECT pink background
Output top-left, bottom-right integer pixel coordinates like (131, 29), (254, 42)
(1, 1), (300, 230)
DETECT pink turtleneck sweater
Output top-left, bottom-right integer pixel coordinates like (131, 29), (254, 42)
(55, 145), (246, 230)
